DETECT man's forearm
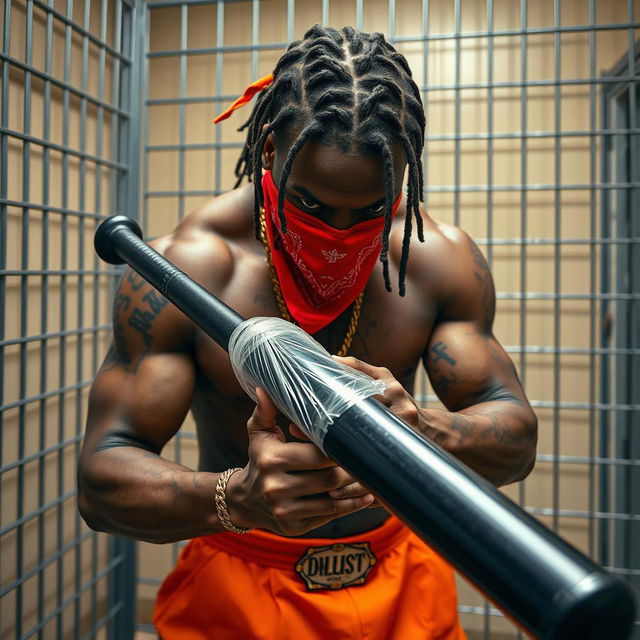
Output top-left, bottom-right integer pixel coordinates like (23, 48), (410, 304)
(78, 446), (227, 543)
(417, 401), (538, 486)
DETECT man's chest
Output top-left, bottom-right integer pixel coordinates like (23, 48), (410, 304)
(192, 271), (435, 399)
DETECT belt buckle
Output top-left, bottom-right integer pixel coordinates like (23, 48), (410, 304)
(295, 542), (377, 591)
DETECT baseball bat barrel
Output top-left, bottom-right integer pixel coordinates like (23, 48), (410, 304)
(94, 215), (637, 640)
(324, 400), (635, 639)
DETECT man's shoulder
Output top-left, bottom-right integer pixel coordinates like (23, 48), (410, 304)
(423, 217), (472, 256)
(408, 211), (494, 323)
(393, 209), (479, 286)
(154, 184), (257, 291)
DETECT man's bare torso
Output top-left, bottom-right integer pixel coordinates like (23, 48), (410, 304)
(147, 184), (444, 536)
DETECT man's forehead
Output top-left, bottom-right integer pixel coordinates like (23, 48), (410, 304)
(280, 138), (406, 194)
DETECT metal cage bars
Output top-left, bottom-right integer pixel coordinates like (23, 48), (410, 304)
(0, 0), (142, 638)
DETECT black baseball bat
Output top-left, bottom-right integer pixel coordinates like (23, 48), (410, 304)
(95, 214), (637, 640)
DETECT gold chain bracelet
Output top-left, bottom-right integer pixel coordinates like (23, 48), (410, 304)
(215, 468), (253, 534)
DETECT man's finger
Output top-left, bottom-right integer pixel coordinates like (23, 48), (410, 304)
(329, 481), (371, 499)
(273, 442), (337, 470)
(288, 422), (311, 441)
(289, 494), (375, 519)
(333, 356), (390, 404)
(333, 355), (389, 380)
(255, 387), (279, 420)
(247, 387), (286, 442)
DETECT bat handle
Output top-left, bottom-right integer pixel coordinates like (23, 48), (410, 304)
(94, 214), (245, 350)
(94, 214), (142, 265)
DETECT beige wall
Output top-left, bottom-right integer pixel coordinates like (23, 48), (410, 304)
(2, 0), (638, 639)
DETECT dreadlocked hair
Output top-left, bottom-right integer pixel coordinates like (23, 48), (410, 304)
(234, 25), (426, 296)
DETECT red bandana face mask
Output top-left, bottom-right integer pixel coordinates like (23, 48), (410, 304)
(262, 170), (401, 334)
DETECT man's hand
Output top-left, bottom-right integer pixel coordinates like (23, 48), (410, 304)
(225, 388), (374, 536)
(334, 354), (537, 487)
(332, 354), (482, 450)
(333, 355), (424, 431)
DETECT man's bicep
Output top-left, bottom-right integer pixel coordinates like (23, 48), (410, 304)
(84, 350), (196, 456)
(84, 265), (196, 456)
(421, 227), (524, 409)
(423, 321), (526, 412)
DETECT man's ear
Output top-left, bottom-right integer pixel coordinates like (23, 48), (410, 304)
(262, 130), (276, 171)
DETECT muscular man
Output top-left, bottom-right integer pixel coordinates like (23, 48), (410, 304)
(78, 25), (537, 639)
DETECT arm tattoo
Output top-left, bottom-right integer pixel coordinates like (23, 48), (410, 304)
(101, 293), (133, 372)
(101, 270), (169, 373)
(449, 414), (474, 444)
(470, 242), (496, 332)
(126, 269), (147, 291)
(479, 414), (525, 446)
(432, 371), (461, 398)
(143, 289), (168, 315)
(430, 340), (458, 367)
(169, 475), (182, 505)
(430, 341), (457, 366)
(129, 289), (169, 348)
(427, 340), (462, 400)
(129, 309), (157, 349)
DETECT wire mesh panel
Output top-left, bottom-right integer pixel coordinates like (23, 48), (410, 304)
(601, 36), (640, 618)
(132, 0), (640, 638)
(0, 0), (142, 638)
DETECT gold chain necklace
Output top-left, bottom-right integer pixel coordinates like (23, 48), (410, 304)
(259, 207), (363, 357)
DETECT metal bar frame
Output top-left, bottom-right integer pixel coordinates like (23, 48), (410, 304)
(0, 0), (142, 637)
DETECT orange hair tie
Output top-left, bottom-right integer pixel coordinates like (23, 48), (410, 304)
(213, 73), (274, 124)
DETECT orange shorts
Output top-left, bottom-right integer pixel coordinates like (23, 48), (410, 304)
(154, 516), (467, 640)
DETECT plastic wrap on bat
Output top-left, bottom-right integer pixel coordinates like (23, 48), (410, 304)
(228, 317), (386, 450)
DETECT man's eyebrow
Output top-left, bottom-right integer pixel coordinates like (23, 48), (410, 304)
(289, 184), (386, 210)
(290, 184), (325, 205)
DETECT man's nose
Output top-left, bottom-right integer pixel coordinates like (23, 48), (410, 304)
(325, 208), (356, 230)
